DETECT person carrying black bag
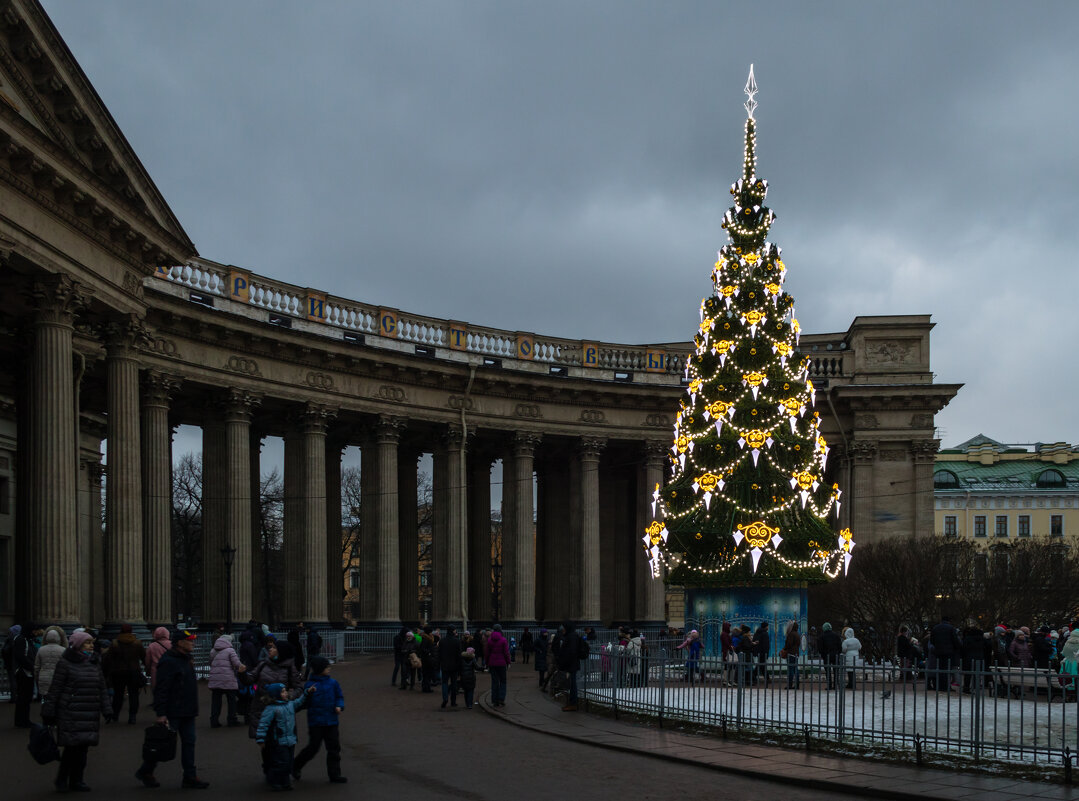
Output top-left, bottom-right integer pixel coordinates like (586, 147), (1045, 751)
(135, 630), (209, 789)
(41, 631), (110, 792)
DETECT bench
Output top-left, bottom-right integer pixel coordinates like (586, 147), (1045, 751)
(990, 666), (1062, 699)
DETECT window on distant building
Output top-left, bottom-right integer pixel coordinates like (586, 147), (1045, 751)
(349, 568), (360, 589)
(1036, 469), (1067, 488)
(420, 570), (431, 587)
(934, 470), (960, 489)
(1018, 515), (1031, 537)
(944, 516), (957, 538)
(995, 515), (1008, 537)
(974, 516), (986, 537)
(1051, 515), (1064, 537)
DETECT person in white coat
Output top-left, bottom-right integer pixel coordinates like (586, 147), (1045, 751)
(35, 626), (68, 701)
(842, 627), (862, 690)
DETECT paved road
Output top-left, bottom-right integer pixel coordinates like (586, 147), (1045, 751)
(3, 655), (839, 799)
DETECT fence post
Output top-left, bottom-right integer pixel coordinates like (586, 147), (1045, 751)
(972, 662), (984, 761)
(658, 651), (665, 729)
(837, 672), (845, 743)
(612, 652), (619, 720)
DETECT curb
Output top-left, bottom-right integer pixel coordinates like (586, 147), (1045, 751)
(476, 690), (1018, 801)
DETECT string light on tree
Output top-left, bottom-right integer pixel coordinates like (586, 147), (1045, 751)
(645, 65), (855, 586)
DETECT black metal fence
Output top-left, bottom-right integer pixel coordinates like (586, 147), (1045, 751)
(579, 649), (1079, 767)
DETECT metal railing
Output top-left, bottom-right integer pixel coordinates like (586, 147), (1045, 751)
(579, 650), (1079, 768)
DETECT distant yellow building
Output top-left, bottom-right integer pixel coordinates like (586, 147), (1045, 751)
(934, 435), (1078, 541)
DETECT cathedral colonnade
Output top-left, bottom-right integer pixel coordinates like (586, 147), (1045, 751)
(0, 1), (959, 631)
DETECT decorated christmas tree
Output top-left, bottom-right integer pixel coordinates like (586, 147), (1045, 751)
(644, 67), (854, 587)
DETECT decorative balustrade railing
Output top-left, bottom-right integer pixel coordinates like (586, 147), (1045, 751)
(152, 263), (844, 381)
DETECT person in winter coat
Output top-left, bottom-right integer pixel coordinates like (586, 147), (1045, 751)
(753, 622), (772, 686)
(256, 682), (314, 791)
(438, 626), (463, 708)
(520, 627), (534, 664)
(842, 627), (861, 690)
(391, 627), (408, 688)
(292, 657), (347, 783)
(459, 648), (479, 708)
(485, 624), (512, 707)
(819, 622), (843, 690)
(676, 629), (703, 685)
(1, 624), (17, 707)
(145, 626), (172, 688)
(208, 635), (246, 727)
(102, 624), (146, 724)
(960, 626), (989, 691)
(34, 626), (68, 701)
(41, 631), (110, 792)
(626, 631), (645, 687)
(398, 630), (418, 691)
(238, 630), (261, 670)
(1059, 632), (1079, 694)
(288, 625), (306, 672)
(556, 622), (587, 711)
(783, 622), (801, 689)
(1008, 630), (1034, 668)
(8, 623), (36, 727)
(929, 616), (962, 691)
(1031, 626), (1054, 670)
(533, 629), (549, 688)
(418, 626), (437, 692)
(137, 630), (209, 789)
(247, 641), (303, 779)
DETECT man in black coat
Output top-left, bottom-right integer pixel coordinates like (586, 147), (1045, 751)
(557, 622), (587, 711)
(753, 622), (771, 686)
(136, 630), (208, 789)
(9, 622), (36, 727)
(437, 626), (463, 708)
(929, 616), (962, 691)
(1031, 626), (1054, 670)
(819, 623), (843, 690)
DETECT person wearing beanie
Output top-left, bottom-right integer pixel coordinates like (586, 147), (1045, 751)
(7, 623), (35, 727)
(34, 626), (68, 701)
(533, 629), (550, 689)
(248, 639), (304, 778)
(292, 656), (346, 783)
(257, 681), (315, 790)
(437, 626), (463, 709)
(41, 630), (110, 792)
(145, 626), (172, 689)
(102, 623), (146, 724)
(485, 624), (512, 707)
(137, 630), (208, 789)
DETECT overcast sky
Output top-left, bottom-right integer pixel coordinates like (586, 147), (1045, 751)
(42, 1), (1079, 450)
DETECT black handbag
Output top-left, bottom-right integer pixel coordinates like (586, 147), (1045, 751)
(28, 723), (60, 765)
(142, 723), (177, 762)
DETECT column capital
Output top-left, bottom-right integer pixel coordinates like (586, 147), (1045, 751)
(578, 436), (607, 461)
(643, 439), (668, 469)
(376, 415), (406, 445)
(84, 460), (106, 484)
(512, 431), (542, 458)
(442, 423), (470, 451)
(223, 388), (263, 424)
(910, 438), (941, 463)
(30, 273), (92, 325)
(300, 402), (337, 435)
(104, 313), (151, 357)
(851, 440), (878, 463)
(142, 370), (182, 407)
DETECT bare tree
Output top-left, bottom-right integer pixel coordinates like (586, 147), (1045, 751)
(171, 452), (203, 622)
(256, 467), (284, 625)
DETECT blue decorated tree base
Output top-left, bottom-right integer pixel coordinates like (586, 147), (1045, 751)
(685, 586), (808, 659)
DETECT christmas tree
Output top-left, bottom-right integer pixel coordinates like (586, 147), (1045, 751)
(644, 66), (853, 587)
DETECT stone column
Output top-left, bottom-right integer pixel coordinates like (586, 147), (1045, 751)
(85, 460), (106, 627)
(851, 440), (877, 541)
(301, 403), (336, 624)
(374, 416), (404, 624)
(325, 440), (344, 626)
(141, 371), (181, 627)
(432, 426), (466, 624)
(282, 425), (304, 624)
(223, 389), (261, 627)
(911, 439), (940, 536)
(202, 419), (228, 624)
(467, 453), (493, 624)
(27, 276), (88, 625)
(397, 449), (420, 624)
(637, 441), (668, 624)
(104, 316), (148, 629)
(578, 437), (606, 625)
(505, 432), (540, 624)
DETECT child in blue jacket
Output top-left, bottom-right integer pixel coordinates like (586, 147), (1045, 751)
(257, 682), (313, 790)
(292, 656), (347, 783)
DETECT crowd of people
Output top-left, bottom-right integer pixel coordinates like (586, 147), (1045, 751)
(661, 617), (1079, 694)
(390, 621), (592, 712)
(2, 619), (343, 792)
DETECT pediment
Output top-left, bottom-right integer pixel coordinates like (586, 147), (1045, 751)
(0, 1), (194, 264)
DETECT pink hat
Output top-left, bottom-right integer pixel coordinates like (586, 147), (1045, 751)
(69, 631), (93, 650)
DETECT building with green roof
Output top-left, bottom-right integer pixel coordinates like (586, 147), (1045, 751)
(934, 435), (1078, 541)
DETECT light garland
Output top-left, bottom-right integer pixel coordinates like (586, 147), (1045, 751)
(645, 67), (854, 584)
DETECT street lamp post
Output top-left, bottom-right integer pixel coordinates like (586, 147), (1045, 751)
(221, 544), (237, 633)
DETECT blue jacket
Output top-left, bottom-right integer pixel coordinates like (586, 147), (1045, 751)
(256, 695), (308, 746)
(303, 673), (344, 727)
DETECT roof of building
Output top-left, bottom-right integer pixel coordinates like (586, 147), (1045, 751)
(936, 435), (1079, 490)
